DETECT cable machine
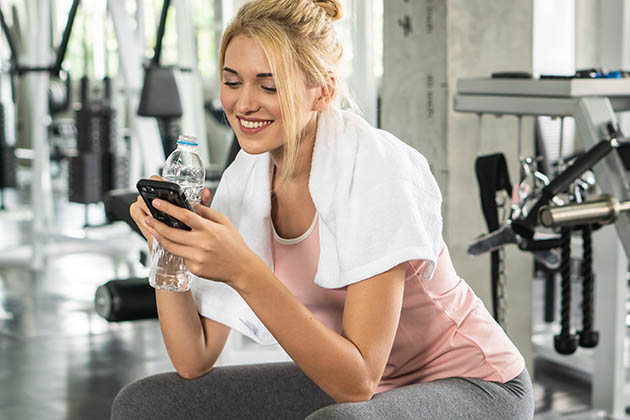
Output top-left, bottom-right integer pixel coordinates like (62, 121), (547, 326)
(454, 76), (630, 419)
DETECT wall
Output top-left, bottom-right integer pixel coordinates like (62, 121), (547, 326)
(382, 0), (534, 369)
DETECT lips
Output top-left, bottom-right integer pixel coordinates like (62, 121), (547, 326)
(237, 116), (274, 132)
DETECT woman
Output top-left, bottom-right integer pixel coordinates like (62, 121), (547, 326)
(113, 0), (534, 419)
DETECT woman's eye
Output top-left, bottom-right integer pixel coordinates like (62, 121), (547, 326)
(223, 81), (240, 88)
(261, 86), (277, 93)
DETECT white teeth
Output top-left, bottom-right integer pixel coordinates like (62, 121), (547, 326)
(240, 119), (271, 129)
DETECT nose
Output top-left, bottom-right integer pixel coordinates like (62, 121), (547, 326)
(235, 84), (260, 114)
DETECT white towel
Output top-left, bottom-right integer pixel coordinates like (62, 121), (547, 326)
(191, 109), (443, 345)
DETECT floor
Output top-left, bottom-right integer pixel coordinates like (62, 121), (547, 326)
(0, 186), (626, 420)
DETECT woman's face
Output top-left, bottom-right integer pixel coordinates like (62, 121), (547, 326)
(220, 35), (318, 156)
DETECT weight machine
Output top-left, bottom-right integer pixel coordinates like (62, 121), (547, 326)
(454, 77), (630, 419)
(0, 0), (207, 271)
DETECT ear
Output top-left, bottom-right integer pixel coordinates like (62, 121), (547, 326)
(312, 73), (337, 112)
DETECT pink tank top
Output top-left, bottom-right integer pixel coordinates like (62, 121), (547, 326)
(270, 213), (525, 393)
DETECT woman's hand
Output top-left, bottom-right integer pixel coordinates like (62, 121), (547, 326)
(129, 175), (213, 250)
(143, 197), (259, 286)
(129, 176), (161, 247)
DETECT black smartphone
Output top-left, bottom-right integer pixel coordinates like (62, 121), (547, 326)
(136, 179), (194, 231)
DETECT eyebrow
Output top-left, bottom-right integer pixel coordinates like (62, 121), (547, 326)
(223, 67), (273, 78)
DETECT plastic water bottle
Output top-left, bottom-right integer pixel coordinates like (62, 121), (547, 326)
(149, 135), (205, 292)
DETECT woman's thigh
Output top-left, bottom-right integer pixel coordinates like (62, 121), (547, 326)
(306, 369), (535, 420)
(110, 362), (335, 420)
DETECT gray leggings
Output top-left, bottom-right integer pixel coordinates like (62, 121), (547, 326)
(111, 362), (534, 420)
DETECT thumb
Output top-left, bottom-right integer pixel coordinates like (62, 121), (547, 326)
(201, 188), (212, 206)
(194, 204), (228, 224)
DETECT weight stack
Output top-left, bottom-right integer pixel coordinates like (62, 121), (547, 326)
(95, 278), (157, 322)
(110, 151), (129, 191)
(68, 153), (103, 204)
(0, 145), (17, 189)
(76, 101), (108, 154)
(0, 103), (17, 189)
(99, 107), (129, 193)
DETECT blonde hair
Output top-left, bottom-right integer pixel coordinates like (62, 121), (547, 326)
(219, 0), (346, 186)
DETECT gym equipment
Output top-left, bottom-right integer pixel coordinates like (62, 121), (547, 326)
(0, 0), (148, 271)
(68, 152), (103, 205)
(469, 157), (562, 266)
(0, 0), (78, 112)
(540, 195), (630, 228)
(95, 278), (157, 322)
(454, 75), (630, 419)
(0, 103), (17, 208)
(474, 153), (512, 324)
(137, 0), (183, 157)
(70, 76), (127, 206)
(554, 227), (578, 354)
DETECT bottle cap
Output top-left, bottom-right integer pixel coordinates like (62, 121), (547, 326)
(177, 135), (198, 146)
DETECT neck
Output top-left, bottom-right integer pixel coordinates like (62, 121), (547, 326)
(270, 113), (318, 186)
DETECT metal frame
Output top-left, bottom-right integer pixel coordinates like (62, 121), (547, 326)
(454, 77), (630, 420)
(108, 0), (164, 181)
(351, 0), (378, 126)
(175, 0), (210, 163)
(23, 0), (53, 269)
(0, 0), (156, 270)
(1, 0), (205, 270)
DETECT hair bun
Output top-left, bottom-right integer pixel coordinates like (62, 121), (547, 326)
(314, 0), (343, 21)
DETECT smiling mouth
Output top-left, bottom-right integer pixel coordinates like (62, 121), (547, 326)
(238, 117), (273, 129)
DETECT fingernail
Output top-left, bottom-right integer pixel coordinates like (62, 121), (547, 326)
(153, 199), (160, 208)
(145, 217), (151, 224)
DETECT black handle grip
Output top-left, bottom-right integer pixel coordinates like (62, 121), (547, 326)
(523, 140), (613, 226)
(543, 140), (613, 198)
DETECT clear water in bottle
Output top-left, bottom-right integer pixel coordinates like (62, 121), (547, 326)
(149, 135), (205, 292)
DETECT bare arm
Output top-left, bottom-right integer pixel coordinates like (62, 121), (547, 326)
(144, 200), (407, 400)
(130, 180), (230, 378)
(155, 290), (230, 378)
(234, 257), (406, 402)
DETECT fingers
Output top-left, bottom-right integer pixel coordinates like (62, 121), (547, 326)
(152, 198), (205, 230)
(149, 174), (164, 181)
(201, 188), (212, 206)
(153, 231), (197, 261)
(146, 212), (196, 244)
(130, 196), (157, 242)
(135, 194), (150, 214)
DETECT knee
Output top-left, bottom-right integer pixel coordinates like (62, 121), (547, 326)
(305, 402), (367, 420)
(110, 381), (137, 420)
(110, 374), (175, 420)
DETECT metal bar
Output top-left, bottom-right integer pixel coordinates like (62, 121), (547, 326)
(457, 77), (630, 97)
(52, 0), (80, 76)
(574, 98), (630, 254)
(174, 0), (209, 164)
(352, 0), (377, 126)
(24, 0), (53, 270)
(0, 8), (19, 66)
(591, 226), (628, 419)
(108, 0), (165, 182)
(573, 97), (630, 418)
(453, 94), (578, 117)
(153, 0), (172, 65)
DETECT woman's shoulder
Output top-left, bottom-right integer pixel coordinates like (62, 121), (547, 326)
(331, 110), (438, 195)
(336, 110), (428, 163)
